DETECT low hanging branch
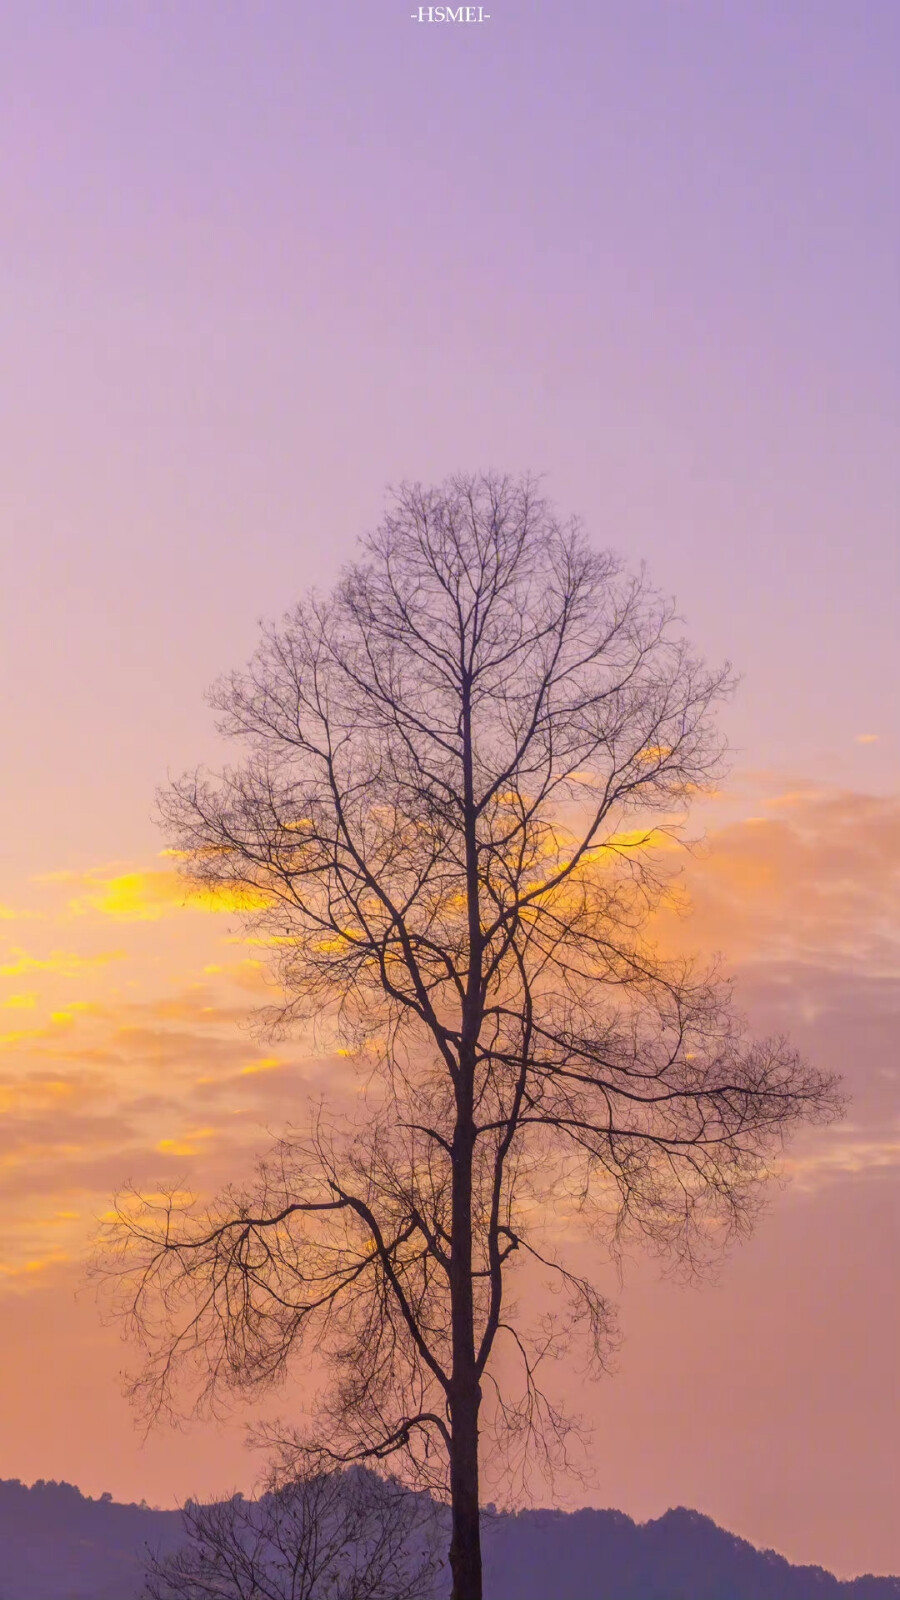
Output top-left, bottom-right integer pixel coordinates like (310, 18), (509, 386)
(98, 473), (842, 1600)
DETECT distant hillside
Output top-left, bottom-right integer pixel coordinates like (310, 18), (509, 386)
(482, 1506), (900, 1600)
(1, 1477), (897, 1600)
(0, 1478), (182, 1600)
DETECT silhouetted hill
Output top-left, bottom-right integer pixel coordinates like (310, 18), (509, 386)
(1, 1477), (897, 1600)
(0, 1479), (185, 1600)
(481, 1506), (900, 1600)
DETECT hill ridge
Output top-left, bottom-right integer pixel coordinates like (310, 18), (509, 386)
(1, 1476), (897, 1600)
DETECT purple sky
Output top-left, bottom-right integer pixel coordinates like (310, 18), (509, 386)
(1, 0), (898, 1580)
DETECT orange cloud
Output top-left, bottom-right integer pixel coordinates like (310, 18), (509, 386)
(0, 1077), (77, 1114)
(0, 1252), (69, 1282)
(1, 792), (897, 1293)
(0, 938), (319, 1289)
(653, 787), (900, 975)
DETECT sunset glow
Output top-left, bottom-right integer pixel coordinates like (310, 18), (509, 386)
(1, 1), (897, 1588)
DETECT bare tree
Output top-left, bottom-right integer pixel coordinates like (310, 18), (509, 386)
(144, 1460), (441, 1600)
(103, 474), (841, 1600)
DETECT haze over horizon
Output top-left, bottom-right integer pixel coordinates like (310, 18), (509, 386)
(1, 0), (897, 1584)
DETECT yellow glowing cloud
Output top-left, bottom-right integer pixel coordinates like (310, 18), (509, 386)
(0, 1012), (81, 1047)
(63, 868), (272, 921)
(203, 958), (270, 990)
(0, 949), (127, 978)
(855, 733), (879, 744)
(0, 1000), (99, 1046)
(156, 1128), (216, 1157)
(0, 899), (43, 922)
(0, 1252), (69, 1280)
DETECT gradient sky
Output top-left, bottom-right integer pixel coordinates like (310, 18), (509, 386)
(1, 0), (898, 1582)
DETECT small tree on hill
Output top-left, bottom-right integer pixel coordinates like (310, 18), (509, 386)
(144, 1461), (441, 1600)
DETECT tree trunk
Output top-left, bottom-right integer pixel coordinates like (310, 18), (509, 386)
(448, 1385), (483, 1600)
(449, 1056), (483, 1600)
(450, 676), (484, 1600)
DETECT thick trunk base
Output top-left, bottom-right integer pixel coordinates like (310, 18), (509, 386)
(448, 1394), (482, 1600)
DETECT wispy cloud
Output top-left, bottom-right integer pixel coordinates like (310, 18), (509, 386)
(0, 902), (42, 921)
(0, 949), (127, 977)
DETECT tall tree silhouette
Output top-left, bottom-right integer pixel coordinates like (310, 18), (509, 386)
(106, 474), (840, 1600)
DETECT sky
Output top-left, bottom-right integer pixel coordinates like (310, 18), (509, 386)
(0, 0), (898, 1581)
